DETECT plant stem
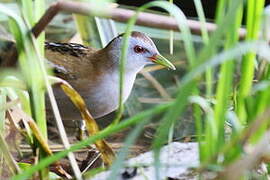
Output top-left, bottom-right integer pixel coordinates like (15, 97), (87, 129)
(236, 0), (265, 123)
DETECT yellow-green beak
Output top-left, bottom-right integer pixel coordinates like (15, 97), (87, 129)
(148, 54), (176, 70)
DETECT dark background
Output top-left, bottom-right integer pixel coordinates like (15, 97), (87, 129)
(117, 0), (270, 20)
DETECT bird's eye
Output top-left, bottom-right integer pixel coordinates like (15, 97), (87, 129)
(134, 45), (145, 53)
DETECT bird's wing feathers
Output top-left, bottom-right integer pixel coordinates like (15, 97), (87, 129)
(45, 42), (97, 81)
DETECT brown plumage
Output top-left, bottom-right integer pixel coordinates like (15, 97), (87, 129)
(45, 42), (108, 82)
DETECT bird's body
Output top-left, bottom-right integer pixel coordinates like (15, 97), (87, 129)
(45, 32), (175, 120)
(45, 42), (136, 119)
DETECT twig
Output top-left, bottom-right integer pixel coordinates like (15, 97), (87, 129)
(31, 0), (246, 39)
(140, 71), (171, 99)
(138, 97), (173, 104)
(0, 134), (21, 175)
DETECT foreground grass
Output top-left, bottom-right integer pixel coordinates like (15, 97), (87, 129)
(0, 0), (270, 179)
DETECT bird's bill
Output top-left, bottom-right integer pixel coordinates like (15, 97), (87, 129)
(148, 54), (176, 70)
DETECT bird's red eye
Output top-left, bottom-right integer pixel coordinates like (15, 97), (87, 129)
(134, 45), (145, 53)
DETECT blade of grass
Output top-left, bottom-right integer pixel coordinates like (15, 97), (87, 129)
(18, 0), (47, 137)
(7, 3), (48, 177)
(33, 0), (45, 55)
(248, 7), (270, 142)
(215, 0), (226, 24)
(17, 2), (47, 178)
(0, 89), (8, 178)
(212, 0), (243, 162)
(193, 0), (211, 162)
(0, 134), (21, 175)
(236, 0), (265, 123)
(193, 0), (211, 96)
(0, 88), (6, 132)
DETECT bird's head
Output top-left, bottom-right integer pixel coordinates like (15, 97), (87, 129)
(105, 31), (176, 72)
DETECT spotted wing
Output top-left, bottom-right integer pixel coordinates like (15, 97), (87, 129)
(45, 42), (96, 81)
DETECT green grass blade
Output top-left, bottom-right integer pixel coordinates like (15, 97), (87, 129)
(236, 0), (265, 123)
(213, 0), (243, 161)
(0, 88), (6, 132)
(193, 0), (212, 97)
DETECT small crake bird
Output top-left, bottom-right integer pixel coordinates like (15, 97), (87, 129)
(45, 31), (175, 121)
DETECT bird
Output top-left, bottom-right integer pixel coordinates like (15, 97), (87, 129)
(45, 31), (176, 121)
